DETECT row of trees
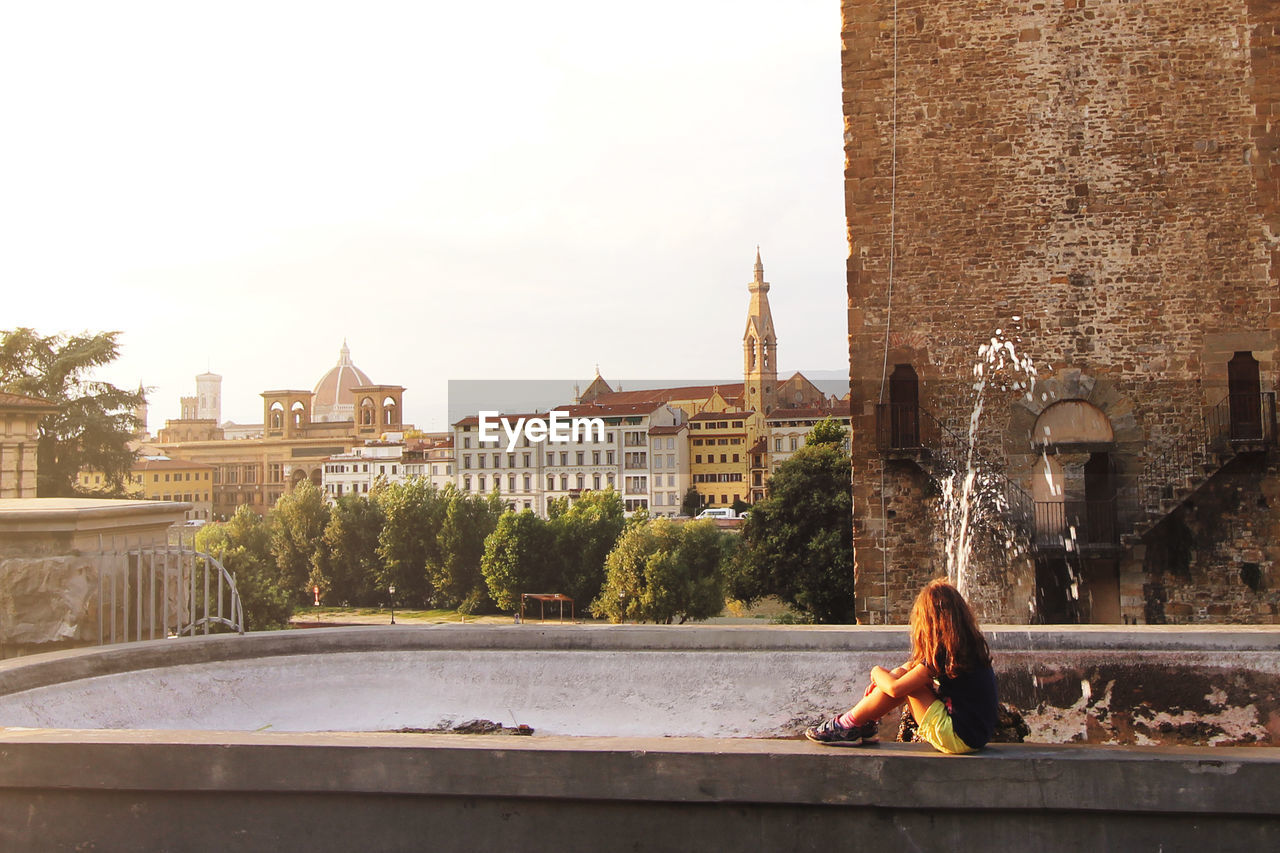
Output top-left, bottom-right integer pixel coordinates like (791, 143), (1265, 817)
(192, 478), (746, 629)
(195, 480), (508, 627)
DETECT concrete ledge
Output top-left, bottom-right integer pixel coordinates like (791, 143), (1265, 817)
(0, 731), (1276, 852)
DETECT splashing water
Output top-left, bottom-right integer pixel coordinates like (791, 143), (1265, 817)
(941, 327), (1041, 605)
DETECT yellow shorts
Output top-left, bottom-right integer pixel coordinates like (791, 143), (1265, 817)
(916, 699), (977, 755)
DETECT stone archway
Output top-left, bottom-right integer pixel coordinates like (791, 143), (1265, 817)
(1010, 372), (1140, 625)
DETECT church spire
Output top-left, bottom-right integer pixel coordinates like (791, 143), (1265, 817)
(743, 249), (778, 414)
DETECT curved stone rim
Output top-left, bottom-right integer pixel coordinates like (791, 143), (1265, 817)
(2, 623), (1279, 698)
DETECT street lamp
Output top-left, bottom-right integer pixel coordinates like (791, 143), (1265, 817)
(389, 584), (396, 625)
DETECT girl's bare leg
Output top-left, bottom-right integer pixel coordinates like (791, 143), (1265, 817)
(844, 684), (938, 726)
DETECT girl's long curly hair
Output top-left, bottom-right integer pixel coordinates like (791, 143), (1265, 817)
(909, 579), (991, 679)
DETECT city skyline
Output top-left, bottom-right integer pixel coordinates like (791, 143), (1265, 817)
(3, 1), (850, 431)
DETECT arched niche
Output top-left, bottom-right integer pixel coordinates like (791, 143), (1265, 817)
(1032, 400), (1114, 448)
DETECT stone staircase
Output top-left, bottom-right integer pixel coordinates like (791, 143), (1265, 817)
(1125, 392), (1277, 545)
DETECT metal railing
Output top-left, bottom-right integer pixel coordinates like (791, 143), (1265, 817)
(1032, 499), (1119, 551)
(94, 541), (245, 645)
(1137, 391), (1277, 527)
(875, 402), (934, 452)
(1207, 391), (1277, 451)
(875, 402), (1035, 536)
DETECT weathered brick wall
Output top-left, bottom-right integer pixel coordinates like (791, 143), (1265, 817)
(845, 0), (1280, 622)
(1137, 455), (1280, 623)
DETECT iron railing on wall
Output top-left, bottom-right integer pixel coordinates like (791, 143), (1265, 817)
(94, 541), (245, 645)
(1207, 391), (1277, 451)
(875, 402), (1035, 536)
(1032, 499), (1119, 552)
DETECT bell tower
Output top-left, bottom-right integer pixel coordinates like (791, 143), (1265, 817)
(743, 248), (778, 414)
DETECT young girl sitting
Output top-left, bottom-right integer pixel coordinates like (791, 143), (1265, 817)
(806, 579), (998, 754)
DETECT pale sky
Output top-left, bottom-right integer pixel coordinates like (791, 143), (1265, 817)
(2, 1), (849, 431)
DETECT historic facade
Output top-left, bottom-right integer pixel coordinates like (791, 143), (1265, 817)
(151, 344), (408, 519)
(843, 0), (1280, 623)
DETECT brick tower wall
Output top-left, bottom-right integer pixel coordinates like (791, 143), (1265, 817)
(843, 0), (1280, 623)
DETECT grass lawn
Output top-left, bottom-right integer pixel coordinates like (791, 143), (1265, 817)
(290, 606), (519, 626)
(291, 596), (798, 627)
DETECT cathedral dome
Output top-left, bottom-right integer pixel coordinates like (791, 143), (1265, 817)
(312, 341), (372, 422)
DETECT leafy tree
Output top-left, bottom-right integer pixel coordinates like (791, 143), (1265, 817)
(0, 328), (144, 496)
(728, 442), (855, 623)
(311, 493), (385, 606)
(433, 489), (505, 612)
(197, 506), (293, 629)
(376, 479), (448, 606)
(549, 489), (625, 606)
(591, 518), (727, 624)
(806, 416), (848, 448)
(680, 486), (701, 517)
(270, 480), (330, 603)
(481, 509), (555, 611)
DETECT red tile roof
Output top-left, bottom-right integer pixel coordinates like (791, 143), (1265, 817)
(0, 392), (57, 411)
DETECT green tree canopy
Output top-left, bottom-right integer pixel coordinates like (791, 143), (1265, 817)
(549, 489), (625, 605)
(376, 479), (448, 607)
(311, 492), (385, 606)
(433, 489), (505, 612)
(481, 509), (555, 612)
(806, 416), (848, 448)
(680, 486), (701, 517)
(728, 442), (855, 623)
(0, 328), (144, 496)
(197, 506), (293, 629)
(591, 518), (727, 624)
(270, 480), (330, 604)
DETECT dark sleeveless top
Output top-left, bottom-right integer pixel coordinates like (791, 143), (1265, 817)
(936, 663), (998, 749)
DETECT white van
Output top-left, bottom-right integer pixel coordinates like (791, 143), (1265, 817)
(695, 508), (736, 520)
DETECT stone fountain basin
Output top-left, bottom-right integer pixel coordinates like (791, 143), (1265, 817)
(0, 624), (1277, 745)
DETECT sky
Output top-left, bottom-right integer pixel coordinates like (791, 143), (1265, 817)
(2, 1), (849, 432)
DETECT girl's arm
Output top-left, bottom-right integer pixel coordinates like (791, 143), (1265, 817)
(870, 662), (934, 699)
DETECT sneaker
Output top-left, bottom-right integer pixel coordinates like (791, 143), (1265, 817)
(805, 716), (879, 745)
